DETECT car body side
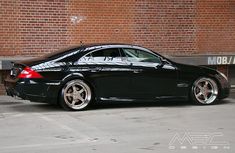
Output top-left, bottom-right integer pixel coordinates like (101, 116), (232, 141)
(5, 44), (230, 104)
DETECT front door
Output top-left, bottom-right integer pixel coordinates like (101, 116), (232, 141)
(122, 48), (177, 100)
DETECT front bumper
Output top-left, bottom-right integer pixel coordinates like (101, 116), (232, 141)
(219, 85), (230, 99)
(217, 77), (230, 99)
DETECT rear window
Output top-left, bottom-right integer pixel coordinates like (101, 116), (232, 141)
(43, 46), (81, 59)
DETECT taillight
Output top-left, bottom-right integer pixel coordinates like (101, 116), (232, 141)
(18, 67), (43, 79)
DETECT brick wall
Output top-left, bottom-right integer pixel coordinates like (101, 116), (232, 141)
(0, 0), (235, 57)
(0, 0), (68, 56)
(0, 84), (5, 95)
(0, 71), (7, 95)
(197, 0), (235, 54)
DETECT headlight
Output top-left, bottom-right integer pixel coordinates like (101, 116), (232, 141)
(217, 70), (228, 81)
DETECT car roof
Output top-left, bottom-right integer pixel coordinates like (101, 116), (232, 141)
(45, 43), (152, 59)
(80, 43), (153, 54)
(79, 43), (146, 50)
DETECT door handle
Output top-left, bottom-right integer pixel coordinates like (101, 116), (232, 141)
(90, 67), (102, 72)
(133, 69), (142, 73)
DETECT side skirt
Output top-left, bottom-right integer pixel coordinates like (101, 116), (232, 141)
(98, 96), (188, 102)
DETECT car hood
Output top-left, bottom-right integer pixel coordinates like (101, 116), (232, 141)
(175, 63), (218, 75)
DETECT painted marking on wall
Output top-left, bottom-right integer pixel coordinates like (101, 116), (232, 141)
(208, 56), (235, 65)
(70, 15), (86, 25)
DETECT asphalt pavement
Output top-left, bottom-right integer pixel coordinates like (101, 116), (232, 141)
(0, 92), (234, 153)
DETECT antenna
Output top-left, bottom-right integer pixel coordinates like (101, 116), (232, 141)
(80, 41), (83, 47)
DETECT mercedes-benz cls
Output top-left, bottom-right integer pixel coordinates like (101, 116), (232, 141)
(5, 44), (230, 110)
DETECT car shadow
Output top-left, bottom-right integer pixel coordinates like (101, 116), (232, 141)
(6, 98), (233, 113)
(91, 99), (232, 110)
(0, 101), (23, 105)
(92, 100), (190, 109)
(11, 104), (61, 113)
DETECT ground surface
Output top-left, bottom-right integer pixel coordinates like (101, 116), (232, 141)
(0, 92), (234, 153)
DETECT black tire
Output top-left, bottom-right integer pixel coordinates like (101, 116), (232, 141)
(190, 77), (219, 105)
(59, 79), (93, 111)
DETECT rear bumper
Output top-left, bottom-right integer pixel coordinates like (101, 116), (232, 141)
(5, 78), (24, 98)
(5, 85), (22, 99)
(4, 78), (58, 104)
(5, 80), (46, 102)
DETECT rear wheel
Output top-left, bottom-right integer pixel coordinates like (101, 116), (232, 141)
(191, 77), (219, 105)
(60, 79), (92, 111)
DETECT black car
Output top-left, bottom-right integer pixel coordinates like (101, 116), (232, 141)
(5, 44), (230, 110)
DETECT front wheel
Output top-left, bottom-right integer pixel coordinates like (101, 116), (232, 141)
(191, 77), (219, 105)
(59, 79), (92, 111)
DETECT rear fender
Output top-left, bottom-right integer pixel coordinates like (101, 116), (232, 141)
(56, 73), (96, 104)
(61, 73), (85, 86)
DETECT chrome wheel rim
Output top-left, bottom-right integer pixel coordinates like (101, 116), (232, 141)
(63, 80), (91, 110)
(193, 78), (218, 104)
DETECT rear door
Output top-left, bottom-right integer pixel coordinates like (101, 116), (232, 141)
(75, 48), (133, 99)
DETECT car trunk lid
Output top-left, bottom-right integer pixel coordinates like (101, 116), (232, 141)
(10, 57), (46, 79)
(10, 62), (26, 79)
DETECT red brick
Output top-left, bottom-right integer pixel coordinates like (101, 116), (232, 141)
(0, 0), (234, 56)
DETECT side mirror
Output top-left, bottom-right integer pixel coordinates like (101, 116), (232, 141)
(155, 58), (170, 69)
(161, 58), (170, 65)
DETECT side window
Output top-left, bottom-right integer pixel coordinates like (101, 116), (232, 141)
(76, 48), (123, 65)
(123, 48), (162, 64)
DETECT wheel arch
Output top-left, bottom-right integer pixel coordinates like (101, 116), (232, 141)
(56, 73), (96, 105)
(189, 74), (221, 104)
(199, 74), (222, 97)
